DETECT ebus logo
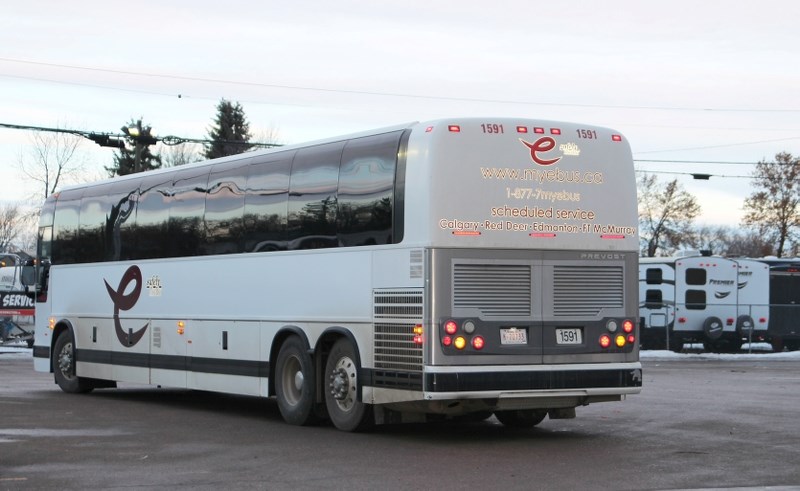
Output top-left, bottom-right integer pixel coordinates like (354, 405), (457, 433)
(519, 136), (562, 166)
(104, 265), (149, 347)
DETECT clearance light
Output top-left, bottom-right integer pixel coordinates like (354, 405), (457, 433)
(534, 127), (545, 134)
(601, 234), (625, 240)
(177, 320), (186, 335)
(413, 325), (424, 345)
(453, 230), (481, 236)
(615, 335), (626, 348)
(678, 317), (687, 324)
(622, 319), (634, 333)
(444, 320), (458, 335)
(454, 336), (467, 350)
(442, 336), (452, 347)
(612, 134), (622, 142)
(530, 233), (557, 238)
(425, 126), (434, 132)
(49, 317), (55, 330)
(550, 128), (562, 135)
(516, 126), (528, 133)
(471, 336), (485, 350)
(599, 334), (612, 349)
(448, 125), (461, 132)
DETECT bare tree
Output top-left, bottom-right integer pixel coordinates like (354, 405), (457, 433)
(742, 152), (800, 258)
(161, 142), (203, 167)
(638, 173), (701, 257)
(0, 203), (28, 253)
(17, 129), (87, 202)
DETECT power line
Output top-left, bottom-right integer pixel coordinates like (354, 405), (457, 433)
(2, 56), (800, 113)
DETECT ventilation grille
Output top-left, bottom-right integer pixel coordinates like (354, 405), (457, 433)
(553, 266), (623, 317)
(374, 290), (423, 372)
(453, 263), (532, 317)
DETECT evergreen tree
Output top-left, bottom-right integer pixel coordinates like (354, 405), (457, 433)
(105, 118), (162, 176)
(204, 99), (253, 159)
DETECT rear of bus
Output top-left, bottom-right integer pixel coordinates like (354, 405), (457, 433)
(401, 118), (641, 421)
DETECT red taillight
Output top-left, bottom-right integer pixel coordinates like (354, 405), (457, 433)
(442, 336), (452, 346)
(759, 317), (767, 324)
(444, 320), (458, 335)
(622, 319), (634, 333)
(678, 317), (687, 324)
(413, 335), (423, 345)
(628, 335), (636, 344)
(471, 336), (485, 350)
(599, 334), (611, 349)
(726, 318), (734, 326)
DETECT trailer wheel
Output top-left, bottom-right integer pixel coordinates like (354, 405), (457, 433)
(53, 330), (94, 394)
(702, 317), (724, 341)
(324, 338), (373, 432)
(275, 336), (318, 426)
(736, 315), (755, 339)
(494, 409), (547, 428)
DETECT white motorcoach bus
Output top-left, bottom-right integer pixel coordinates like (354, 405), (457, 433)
(33, 118), (641, 431)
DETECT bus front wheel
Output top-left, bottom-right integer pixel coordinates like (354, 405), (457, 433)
(275, 336), (318, 426)
(53, 330), (94, 394)
(324, 338), (373, 432)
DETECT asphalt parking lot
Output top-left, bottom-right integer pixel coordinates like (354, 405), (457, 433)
(2, 348), (799, 490)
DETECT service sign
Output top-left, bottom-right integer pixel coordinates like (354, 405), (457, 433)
(428, 120), (639, 251)
(0, 291), (35, 316)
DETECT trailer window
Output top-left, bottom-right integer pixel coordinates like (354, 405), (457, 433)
(685, 289), (706, 310)
(685, 268), (707, 285)
(645, 289), (663, 309)
(645, 268), (663, 285)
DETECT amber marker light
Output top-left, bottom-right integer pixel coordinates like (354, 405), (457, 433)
(615, 335), (626, 348)
(177, 320), (186, 335)
(454, 336), (467, 350)
(49, 317), (55, 330)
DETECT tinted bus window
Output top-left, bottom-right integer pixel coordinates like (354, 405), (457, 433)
(244, 152), (292, 252)
(337, 132), (400, 246)
(52, 188), (84, 264)
(288, 142), (343, 250)
(168, 167), (210, 257)
(78, 183), (114, 263)
(135, 173), (172, 259)
(106, 178), (141, 261)
(205, 158), (249, 255)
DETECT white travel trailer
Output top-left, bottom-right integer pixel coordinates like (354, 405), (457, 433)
(731, 258), (770, 346)
(639, 252), (741, 351)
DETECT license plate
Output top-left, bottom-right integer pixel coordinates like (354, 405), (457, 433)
(500, 327), (527, 345)
(556, 328), (582, 345)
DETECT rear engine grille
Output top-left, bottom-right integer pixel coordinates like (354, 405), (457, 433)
(553, 265), (623, 317)
(453, 263), (532, 317)
(374, 289), (423, 372)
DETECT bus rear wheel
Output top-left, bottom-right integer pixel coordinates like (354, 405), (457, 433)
(324, 338), (373, 432)
(494, 409), (547, 428)
(53, 330), (94, 394)
(275, 336), (319, 426)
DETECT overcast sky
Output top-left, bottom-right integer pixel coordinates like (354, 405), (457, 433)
(1, 0), (798, 226)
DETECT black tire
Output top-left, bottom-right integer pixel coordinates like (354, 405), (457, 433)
(324, 338), (373, 432)
(703, 317), (724, 341)
(736, 315), (755, 339)
(274, 336), (319, 426)
(53, 330), (94, 394)
(494, 409), (547, 428)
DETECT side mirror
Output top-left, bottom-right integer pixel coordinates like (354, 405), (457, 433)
(20, 265), (36, 287)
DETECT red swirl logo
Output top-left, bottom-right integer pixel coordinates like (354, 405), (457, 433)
(104, 265), (148, 347)
(520, 136), (562, 166)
